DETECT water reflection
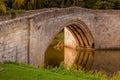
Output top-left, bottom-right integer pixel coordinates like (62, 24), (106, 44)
(45, 45), (64, 67)
(64, 47), (94, 71)
(45, 46), (120, 74)
(74, 50), (94, 71)
(92, 50), (120, 75)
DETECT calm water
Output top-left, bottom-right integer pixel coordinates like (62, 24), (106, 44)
(45, 45), (64, 67)
(45, 46), (120, 75)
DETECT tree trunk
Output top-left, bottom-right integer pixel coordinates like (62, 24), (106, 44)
(61, 0), (64, 8)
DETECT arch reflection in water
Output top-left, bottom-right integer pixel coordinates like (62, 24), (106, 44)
(64, 47), (94, 71)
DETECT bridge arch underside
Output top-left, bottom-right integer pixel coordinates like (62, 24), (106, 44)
(64, 23), (94, 49)
(44, 20), (94, 67)
(31, 20), (95, 66)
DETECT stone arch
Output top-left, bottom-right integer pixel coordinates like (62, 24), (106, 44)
(64, 20), (94, 49)
(45, 19), (94, 52)
(30, 19), (95, 66)
(44, 19), (94, 67)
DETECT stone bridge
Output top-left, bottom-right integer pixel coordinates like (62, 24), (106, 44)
(0, 7), (120, 66)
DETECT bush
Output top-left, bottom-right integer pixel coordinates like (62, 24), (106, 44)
(7, 9), (25, 15)
(0, 2), (7, 14)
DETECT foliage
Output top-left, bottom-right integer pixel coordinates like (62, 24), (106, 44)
(65, 0), (72, 7)
(0, 0), (6, 14)
(80, 0), (97, 8)
(94, 0), (116, 9)
(0, 0), (120, 15)
(111, 71), (120, 80)
(50, 30), (64, 46)
(7, 9), (25, 14)
(12, 0), (25, 9)
(114, 0), (120, 9)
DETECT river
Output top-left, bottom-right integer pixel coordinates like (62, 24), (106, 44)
(45, 45), (120, 75)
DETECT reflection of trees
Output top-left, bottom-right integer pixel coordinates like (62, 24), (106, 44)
(74, 50), (94, 71)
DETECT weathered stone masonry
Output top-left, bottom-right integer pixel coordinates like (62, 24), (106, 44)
(0, 7), (120, 66)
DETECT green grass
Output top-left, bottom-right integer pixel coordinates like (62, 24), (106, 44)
(0, 62), (120, 80)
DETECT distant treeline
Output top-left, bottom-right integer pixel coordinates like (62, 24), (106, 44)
(0, 0), (120, 14)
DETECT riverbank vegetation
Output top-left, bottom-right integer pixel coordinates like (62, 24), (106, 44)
(0, 62), (120, 80)
(0, 0), (120, 15)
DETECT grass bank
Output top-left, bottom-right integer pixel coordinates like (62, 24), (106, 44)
(0, 62), (120, 80)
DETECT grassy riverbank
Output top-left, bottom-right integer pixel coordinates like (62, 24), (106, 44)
(0, 62), (120, 80)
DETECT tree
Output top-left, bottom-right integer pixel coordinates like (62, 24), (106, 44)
(12, 0), (25, 9)
(65, 0), (72, 7)
(60, 0), (64, 8)
(94, 0), (115, 9)
(27, 0), (36, 9)
(72, 0), (80, 6)
(0, 0), (6, 14)
(78, 0), (97, 8)
(0, 0), (120, 15)
(36, 0), (44, 9)
(114, 0), (120, 9)
(48, 0), (59, 8)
